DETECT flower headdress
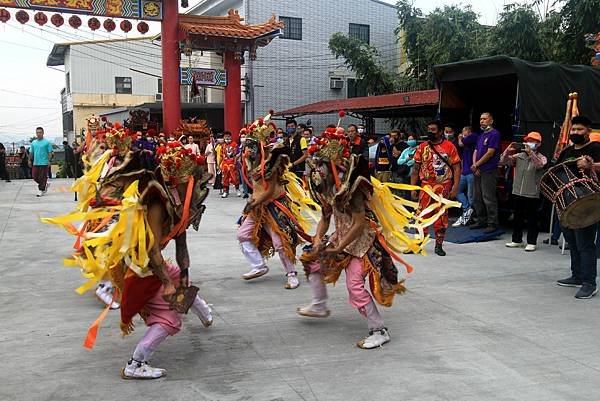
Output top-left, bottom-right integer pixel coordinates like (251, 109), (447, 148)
(308, 111), (350, 163)
(156, 141), (205, 186)
(246, 110), (277, 143)
(93, 122), (134, 157)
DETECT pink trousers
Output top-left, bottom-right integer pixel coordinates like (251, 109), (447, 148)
(237, 214), (295, 274)
(144, 263), (182, 336)
(305, 256), (373, 309)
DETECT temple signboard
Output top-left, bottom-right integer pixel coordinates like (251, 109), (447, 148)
(180, 67), (227, 87)
(0, 0), (163, 20)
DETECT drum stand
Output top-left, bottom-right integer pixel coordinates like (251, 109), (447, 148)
(548, 207), (567, 255)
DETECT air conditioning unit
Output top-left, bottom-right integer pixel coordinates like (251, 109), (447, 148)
(155, 93), (163, 101)
(330, 77), (344, 90)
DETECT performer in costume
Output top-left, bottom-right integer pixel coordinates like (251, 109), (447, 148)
(42, 120), (214, 379)
(219, 131), (241, 198)
(297, 120), (459, 349)
(237, 112), (320, 289)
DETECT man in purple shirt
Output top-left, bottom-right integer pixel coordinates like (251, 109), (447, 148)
(452, 126), (479, 227)
(470, 112), (501, 233)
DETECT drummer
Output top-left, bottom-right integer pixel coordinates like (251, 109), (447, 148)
(555, 116), (600, 299)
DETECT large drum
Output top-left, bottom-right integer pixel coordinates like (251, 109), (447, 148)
(540, 161), (600, 229)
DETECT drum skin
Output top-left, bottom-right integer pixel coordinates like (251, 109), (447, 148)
(540, 161), (600, 229)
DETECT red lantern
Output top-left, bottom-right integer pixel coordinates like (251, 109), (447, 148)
(137, 21), (149, 34)
(120, 20), (132, 33)
(50, 14), (63, 27)
(69, 15), (81, 29)
(16, 10), (29, 24)
(34, 12), (47, 26)
(0, 9), (10, 23)
(88, 17), (100, 31)
(103, 18), (116, 32)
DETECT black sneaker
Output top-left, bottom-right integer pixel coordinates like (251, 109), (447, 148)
(434, 245), (446, 257)
(556, 276), (583, 287)
(542, 239), (559, 245)
(575, 284), (598, 299)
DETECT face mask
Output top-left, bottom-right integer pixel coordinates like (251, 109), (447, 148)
(526, 142), (537, 150)
(444, 134), (455, 141)
(217, 138), (224, 144)
(407, 139), (417, 147)
(287, 128), (296, 135)
(427, 132), (437, 141)
(240, 138), (246, 143)
(225, 139), (231, 144)
(569, 134), (586, 145)
(276, 137), (284, 143)
(358, 128), (364, 134)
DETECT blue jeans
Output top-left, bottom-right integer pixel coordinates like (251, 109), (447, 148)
(456, 173), (474, 211)
(561, 222), (598, 285)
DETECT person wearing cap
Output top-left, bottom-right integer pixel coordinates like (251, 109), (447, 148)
(500, 131), (547, 252)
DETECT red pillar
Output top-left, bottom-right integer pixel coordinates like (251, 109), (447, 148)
(161, 0), (181, 134)
(224, 51), (242, 140)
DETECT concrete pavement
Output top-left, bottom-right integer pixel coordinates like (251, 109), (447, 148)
(1, 178), (599, 401)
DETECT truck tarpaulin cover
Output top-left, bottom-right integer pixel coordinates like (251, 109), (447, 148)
(434, 56), (600, 125)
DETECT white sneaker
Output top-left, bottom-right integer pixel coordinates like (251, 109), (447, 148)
(505, 242), (524, 248)
(221, 192), (228, 198)
(297, 303), (330, 318)
(121, 360), (166, 380)
(95, 282), (120, 309)
(463, 208), (474, 224)
(284, 272), (299, 289)
(524, 244), (537, 252)
(242, 266), (269, 280)
(236, 190), (242, 197)
(36, 190), (43, 197)
(195, 298), (213, 328)
(357, 328), (390, 349)
(452, 215), (465, 227)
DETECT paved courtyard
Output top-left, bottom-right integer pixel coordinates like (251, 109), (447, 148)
(1, 178), (599, 401)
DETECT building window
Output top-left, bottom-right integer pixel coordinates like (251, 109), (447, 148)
(347, 78), (368, 98)
(65, 72), (70, 94)
(279, 16), (302, 40)
(349, 23), (370, 44)
(115, 77), (132, 94)
(157, 78), (162, 94)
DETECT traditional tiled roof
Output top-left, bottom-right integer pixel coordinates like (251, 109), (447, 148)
(179, 9), (283, 39)
(275, 90), (439, 118)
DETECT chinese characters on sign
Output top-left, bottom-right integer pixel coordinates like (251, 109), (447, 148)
(180, 67), (227, 87)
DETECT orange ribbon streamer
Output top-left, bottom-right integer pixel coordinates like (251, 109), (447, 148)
(368, 220), (414, 273)
(161, 176), (194, 246)
(272, 199), (313, 242)
(83, 289), (117, 349)
(330, 160), (341, 190)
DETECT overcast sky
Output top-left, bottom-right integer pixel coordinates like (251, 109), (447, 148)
(0, 0), (505, 145)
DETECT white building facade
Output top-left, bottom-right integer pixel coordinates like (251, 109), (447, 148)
(189, 0), (401, 130)
(49, 37), (163, 143)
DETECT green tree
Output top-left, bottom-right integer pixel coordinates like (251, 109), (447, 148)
(328, 33), (399, 96)
(491, 4), (543, 61)
(557, 0), (600, 64)
(396, 1), (488, 84)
